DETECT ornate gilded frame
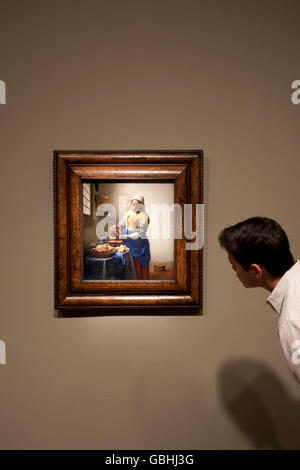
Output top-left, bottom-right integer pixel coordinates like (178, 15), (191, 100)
(53, 150), (203, 314)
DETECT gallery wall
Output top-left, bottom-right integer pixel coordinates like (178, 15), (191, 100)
(1, 0), (300, 449)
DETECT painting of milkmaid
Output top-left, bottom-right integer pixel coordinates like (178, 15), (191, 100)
(109, 194), (151, 280)
(82, 182), (175, 282)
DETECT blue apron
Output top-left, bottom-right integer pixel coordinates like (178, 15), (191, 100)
(120, 227), (151, 269)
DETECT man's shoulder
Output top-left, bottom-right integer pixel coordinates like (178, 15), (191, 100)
(286, 260), (300, 280)
(280, 261), (300, 295)
(280, 275), (300, 319)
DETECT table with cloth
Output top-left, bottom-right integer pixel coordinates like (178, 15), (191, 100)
(83, 250), (137, 280)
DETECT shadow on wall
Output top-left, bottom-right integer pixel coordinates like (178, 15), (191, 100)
(218, 358), (300, 450)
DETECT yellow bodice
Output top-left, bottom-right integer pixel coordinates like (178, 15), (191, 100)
(125, 211), (149, 231)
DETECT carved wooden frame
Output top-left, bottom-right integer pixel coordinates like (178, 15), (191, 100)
(54, 150), (203, 314)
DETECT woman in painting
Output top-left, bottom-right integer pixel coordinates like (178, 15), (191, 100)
(110, 195), (151, 280)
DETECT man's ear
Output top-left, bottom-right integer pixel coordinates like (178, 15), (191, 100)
(250, 263), (263, 278)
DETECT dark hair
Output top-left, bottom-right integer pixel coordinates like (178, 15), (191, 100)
(218, 217), (295, 277)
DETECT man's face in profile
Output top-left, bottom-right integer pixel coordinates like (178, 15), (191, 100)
(228, 253), (259, 288)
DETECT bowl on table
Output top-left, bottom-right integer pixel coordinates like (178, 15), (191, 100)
(107, 239), (124, 247)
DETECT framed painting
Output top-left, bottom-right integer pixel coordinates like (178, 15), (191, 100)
(54, 150), (204, 313)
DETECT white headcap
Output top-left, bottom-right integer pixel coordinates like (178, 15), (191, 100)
(130, 194), (144, 204)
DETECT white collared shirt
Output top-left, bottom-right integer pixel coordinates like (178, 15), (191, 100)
(266, 260), (300, 384)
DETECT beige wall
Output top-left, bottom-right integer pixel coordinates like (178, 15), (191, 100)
(1, 0), (300, 450)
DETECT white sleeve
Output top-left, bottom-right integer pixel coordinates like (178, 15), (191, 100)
(137, 213), (149, 237)
(127, 231), (140, 240)
(278, 317), (300, 384)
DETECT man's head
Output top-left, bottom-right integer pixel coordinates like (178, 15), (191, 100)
(218, 217), (295, 289)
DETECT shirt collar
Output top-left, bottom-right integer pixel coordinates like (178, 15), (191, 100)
(266, 260), (300, 314)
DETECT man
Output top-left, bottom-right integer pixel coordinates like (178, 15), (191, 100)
(218, 216), (300, 384)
